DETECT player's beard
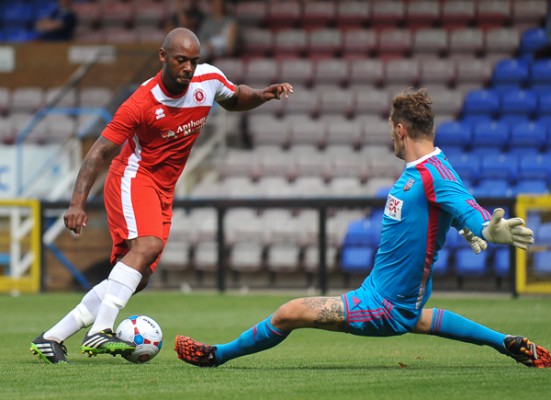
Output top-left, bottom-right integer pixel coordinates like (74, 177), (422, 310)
(164, 69), (191, 95)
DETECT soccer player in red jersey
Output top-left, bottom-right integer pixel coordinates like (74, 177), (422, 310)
(30, 27), (293, 364)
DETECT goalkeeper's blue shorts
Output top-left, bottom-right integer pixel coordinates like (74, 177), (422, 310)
(341, 282), (421, 337)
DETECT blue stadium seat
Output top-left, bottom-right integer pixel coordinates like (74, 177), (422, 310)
(493, 247), (511, 278)
(506, 145), (539, 159)
(369, 208), (385, 228)
(460, 114), (493, 125)
(492, 58), (530, 89)
(441, 146), (464, 160)
(375, 186), (392, 198)
(468, 146), (502, 159)
(461, 89), (500, 119)
(529, 59), (551, 95)
(455, 247), (488, 277)
(517, 153), (551, 180)
(537, 222), (551, 244)
(511, 179), (549, 196)
(537, 91), (551, 116)
(499, 89), (538, 119)
(446, 152), (481, 183)
(460, 178), (474, 192)
(1, 3), (36, 29)
(340, 218), (379, 273)
(340, 247), (375, 273)
(472, 178), (511, 198)
(509, 120), (548, 151)
(2, 28), (38, 42)
(435, 120), (473, 151)
(479, 152), (518, 183)
(433, 248), (450, 276)
(519, 28), (548, 58)
(472, 119), (510, 151)
(499, 115), (531, 126)
(526, 211), (542, 230)
(533, 251), (551, 276)
(444, 228), (462, 250)
(537, 115), (551, 131)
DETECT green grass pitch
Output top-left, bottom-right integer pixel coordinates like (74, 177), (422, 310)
(2, 291), (550, 400)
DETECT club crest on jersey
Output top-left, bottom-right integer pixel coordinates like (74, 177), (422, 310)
(155, 107), (166, 120)
(194, 89), (206, 104)
(161, 130), (177, 139)
(384, 194), (403, 221)
(403, 178), (415, 191)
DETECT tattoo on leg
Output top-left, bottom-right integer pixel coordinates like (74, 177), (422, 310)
(301, 297), (345, 330)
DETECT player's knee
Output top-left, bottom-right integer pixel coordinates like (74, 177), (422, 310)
(132, 237), (164, 265)
(412, 309), (433, 334)
(272, 300), (302, 328)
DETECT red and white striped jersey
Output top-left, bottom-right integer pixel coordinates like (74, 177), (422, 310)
(102, 64), (236, 194)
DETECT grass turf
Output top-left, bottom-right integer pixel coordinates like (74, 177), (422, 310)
(2, 291), (550, 400)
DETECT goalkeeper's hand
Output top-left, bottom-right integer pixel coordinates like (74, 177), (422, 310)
(481, 208), (535, 250)
(459, 227), (488, 254)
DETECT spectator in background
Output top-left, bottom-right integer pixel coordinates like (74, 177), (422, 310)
(35, 0), (78, 41)
(197, 0), (240, 62)
(165, 0), (205, 35)
(534, 1), (551, 59)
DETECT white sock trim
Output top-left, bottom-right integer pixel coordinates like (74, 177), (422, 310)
(108, 261), (142, 291)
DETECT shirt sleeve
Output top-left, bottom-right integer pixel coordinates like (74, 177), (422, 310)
(432, 173), (492, 238)
(207, 65), (236, 102)
(101, 96), (142, 145)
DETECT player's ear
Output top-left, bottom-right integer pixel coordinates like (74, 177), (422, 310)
(159, 48), (167, 63)
(397, 123), (407, 139)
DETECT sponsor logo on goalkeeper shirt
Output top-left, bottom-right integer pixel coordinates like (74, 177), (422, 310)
(384, 194), (403, 221)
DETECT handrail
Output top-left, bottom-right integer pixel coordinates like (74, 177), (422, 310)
(14, 48), (113, 197)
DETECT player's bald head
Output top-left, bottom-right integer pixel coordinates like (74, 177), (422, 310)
(162, 28), (200, 52)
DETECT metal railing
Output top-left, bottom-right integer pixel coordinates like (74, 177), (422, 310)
(41, 196), (517, 295)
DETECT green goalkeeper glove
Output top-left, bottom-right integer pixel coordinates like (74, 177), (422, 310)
(482, 208), (535, 250)
(459, 227), (488, 254)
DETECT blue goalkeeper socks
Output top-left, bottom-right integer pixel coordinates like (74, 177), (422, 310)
(429, 308), (507, 354)
(214, 316), (289, 365)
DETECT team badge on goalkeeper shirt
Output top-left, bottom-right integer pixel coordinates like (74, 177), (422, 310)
(403, 178), (415, 191)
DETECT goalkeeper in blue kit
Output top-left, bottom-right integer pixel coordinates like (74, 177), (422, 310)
(175, 88), (551, 368)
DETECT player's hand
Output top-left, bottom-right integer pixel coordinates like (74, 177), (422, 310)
(262, 83), (294, 100)
(459, 227), (487, 254)
(63, 205), (88, 238)
(482, 208), (534, 250)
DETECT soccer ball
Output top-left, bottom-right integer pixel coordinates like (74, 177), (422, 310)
(116, 315), (163, 363)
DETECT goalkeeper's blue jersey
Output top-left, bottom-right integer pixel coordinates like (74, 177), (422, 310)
(368, 148), (491, 310)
